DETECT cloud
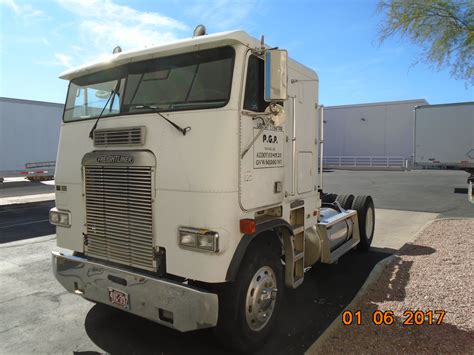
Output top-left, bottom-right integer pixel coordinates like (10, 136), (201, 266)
(0, 0), (44, 18)
(54, 53), (73, 68)
(56, 0), (187, 50)
(33, 52), (74, 68)
(78, 19), (181, 51)
(57, 0), (187, 30)
(185, 0), (261, 31)
(35, 0), (260, 71)
(40, 0), (190, 69)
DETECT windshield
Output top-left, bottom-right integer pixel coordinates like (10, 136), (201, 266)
(63, 46), (235, 122)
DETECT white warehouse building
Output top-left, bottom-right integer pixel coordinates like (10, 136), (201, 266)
(323, 99), (428, 169)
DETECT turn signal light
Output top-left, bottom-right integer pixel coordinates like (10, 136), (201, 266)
(240, 219), (256, 235)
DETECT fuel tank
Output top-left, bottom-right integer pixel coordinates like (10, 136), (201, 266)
(319, 207), (353, 251)
(304, 207), (355, 266)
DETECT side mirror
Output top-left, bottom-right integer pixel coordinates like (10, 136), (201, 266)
(264, 49), (288, 102)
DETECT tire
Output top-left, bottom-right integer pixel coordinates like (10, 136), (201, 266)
(214, 235), (284, 352)
(351, 195), (375, 251)
(335, 194), (355, 210)
(322, 193), (337, 203)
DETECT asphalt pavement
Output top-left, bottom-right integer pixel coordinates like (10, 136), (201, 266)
(324, 169), (473, 218)
(83, 250), (389, 354)
(0, 195), (391, 354)
(0, 236), (389, 354)
(0, 169), (472, 354)
(0, 179), (54, 198)
(0, 201), (55, 243)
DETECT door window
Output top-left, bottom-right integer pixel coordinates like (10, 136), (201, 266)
(243, 55), (269, 112)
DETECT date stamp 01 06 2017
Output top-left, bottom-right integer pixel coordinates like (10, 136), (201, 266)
(341, 310), (446, 326)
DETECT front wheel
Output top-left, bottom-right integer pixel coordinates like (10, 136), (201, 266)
(214, 237), (283, 352)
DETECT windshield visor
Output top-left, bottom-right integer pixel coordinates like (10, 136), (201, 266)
(63, 46), (235, 122)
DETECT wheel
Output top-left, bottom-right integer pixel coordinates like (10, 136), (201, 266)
(335, 194), (355, 210)
(322, 193), (337, 203)
(351, 195), (375, 251)
(214, 235), (284, 352)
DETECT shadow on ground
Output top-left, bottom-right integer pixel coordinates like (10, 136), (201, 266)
(83, 249), (391, 354)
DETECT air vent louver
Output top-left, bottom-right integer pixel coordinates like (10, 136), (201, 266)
(94, 127), (145, 146)
(84, 165), (154, 271)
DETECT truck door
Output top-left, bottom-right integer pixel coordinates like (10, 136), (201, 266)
(239, 54), (285, 211)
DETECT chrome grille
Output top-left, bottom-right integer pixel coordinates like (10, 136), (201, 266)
(84, 165), (154, 271)
(94, 127), (145, 146)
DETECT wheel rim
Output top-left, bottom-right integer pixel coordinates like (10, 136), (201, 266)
(365, 206), (374, 239)
(245, 266), (278, 331)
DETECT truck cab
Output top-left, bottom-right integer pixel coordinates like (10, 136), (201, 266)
(51, 29), (375, 351)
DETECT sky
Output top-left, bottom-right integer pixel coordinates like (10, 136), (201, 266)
(0, 0), (472, 106)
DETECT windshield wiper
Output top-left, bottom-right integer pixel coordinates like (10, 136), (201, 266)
(132, 105), (191, 136)
(88, 81), (120, 139)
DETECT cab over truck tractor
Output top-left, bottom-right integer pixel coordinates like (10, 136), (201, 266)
(50, 27), (375, 351)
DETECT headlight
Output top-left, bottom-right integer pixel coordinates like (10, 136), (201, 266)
(49, 207), (71, 227)
(178, 232), (197, 247)
(178, 227), (219, 253)
(197, 234), (217, 251)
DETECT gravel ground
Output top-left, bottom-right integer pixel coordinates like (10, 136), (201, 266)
(312, 219), (474, 354)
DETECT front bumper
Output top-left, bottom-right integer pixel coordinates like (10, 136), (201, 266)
(52, 251), (218, 332)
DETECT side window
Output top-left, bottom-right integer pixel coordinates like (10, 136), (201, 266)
(244, 55), (269, 112)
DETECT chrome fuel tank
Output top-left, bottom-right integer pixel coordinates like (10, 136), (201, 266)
(319, 207), (353, 250)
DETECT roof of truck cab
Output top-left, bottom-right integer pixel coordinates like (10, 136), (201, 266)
(59, 30), (318, 81)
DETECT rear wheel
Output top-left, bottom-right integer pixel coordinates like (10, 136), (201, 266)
(214, 236), (283, 352)
(351, 195), (375, 251)
(335, 194), (355, 210)
(322, 193), (337, 203)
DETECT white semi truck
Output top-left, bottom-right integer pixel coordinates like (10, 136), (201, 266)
(51, 28), (375, 351)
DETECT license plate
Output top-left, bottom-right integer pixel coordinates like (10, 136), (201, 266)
(108, 288), (129, 309)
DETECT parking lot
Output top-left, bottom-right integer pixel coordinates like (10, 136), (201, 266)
(324, 169), (473, 218)
(0, 169), (472, 354)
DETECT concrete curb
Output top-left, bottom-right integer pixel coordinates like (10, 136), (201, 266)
(0, 235), (56, 248)
(305, 254), (397, 354)
(435, 217), (474, 221)
(0, 193), (55, 206)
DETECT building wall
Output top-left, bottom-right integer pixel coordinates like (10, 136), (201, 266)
(0, 97), (63, 173)
(324, 99), (428, 161)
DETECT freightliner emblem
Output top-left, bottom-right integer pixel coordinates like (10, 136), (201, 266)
(96, 155), (134, 164)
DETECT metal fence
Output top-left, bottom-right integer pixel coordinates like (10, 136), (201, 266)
(323, 156), (406, 169)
